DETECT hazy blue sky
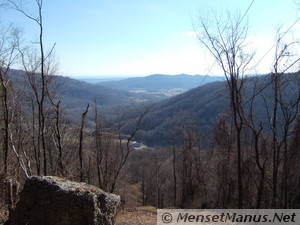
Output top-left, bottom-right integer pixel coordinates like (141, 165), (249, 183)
(1, 0), (299, 77)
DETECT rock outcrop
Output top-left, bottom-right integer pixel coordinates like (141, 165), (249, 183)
(5, 176), (120, 225)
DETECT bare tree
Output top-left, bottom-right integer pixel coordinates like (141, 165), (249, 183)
(244, 77), (269, 208)
(109, 104), (151, 193)
(263, 29), (300, 207)
(78, 104), (89, 182)
(0, 23), (20, 175)
(179, 124), (200, 208)
(9, 0), (57, 176)
(49, 100), (64, 176)
(93, 98), (108, 189)
(213, 114), (236, 208)
(196, 12), (254, 208)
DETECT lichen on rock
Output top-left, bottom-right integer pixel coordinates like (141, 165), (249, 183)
(5, 176), (120, 225)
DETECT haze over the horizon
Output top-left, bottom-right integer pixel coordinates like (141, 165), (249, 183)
(1, 0), (299, 77)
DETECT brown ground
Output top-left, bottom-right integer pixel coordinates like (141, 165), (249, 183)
(115, 206), (157, 225)
(0, 206), (157, 225)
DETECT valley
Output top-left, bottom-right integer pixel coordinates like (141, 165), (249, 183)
(3, 68), (300, 210)
(1, 1), (300, 223)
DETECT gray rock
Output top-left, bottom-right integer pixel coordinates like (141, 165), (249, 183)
(5, 176), (120, 225)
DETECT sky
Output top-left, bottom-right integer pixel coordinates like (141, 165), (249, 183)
(0, 0), (300, 78)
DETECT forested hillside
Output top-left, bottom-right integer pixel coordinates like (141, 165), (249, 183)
(134, 80), (229, 146)
(132, 73), (300, 146)
(8, 69), (157, 119)
(124, 72), (300, 209)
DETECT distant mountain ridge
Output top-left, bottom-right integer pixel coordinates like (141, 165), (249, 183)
(97, 74), (224, 92)
(7, 69), (160, 120)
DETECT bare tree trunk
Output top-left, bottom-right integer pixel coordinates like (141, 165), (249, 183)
(230, 79), (244, 208)
(0, 69), (9, 175)
(79, 104), (89, 182)
(271, 72), (280, 208)
(30, 99), (40, 175)
(94, 99), (103, 188)
(50, 101), (64, 176)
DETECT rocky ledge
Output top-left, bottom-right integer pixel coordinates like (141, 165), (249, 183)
(5, 176), (120, 225)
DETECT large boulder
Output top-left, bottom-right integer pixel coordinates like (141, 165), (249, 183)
(5, 176), (120, 225)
